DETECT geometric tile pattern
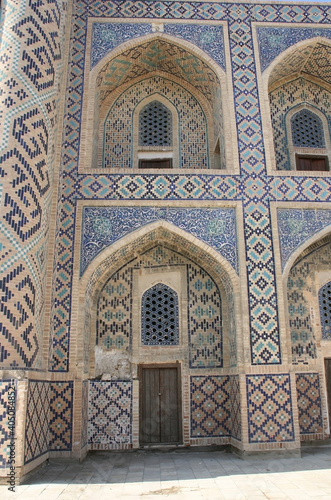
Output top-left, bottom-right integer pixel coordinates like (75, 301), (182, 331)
(296, 373), (323, 435)
(257, 27), (331, 73)
(41, 1), (331, 371)
(269, 78), (331, 171)
(188, 264), (222, 368)
(88, 381), (132, 449)
(246, 375), (295, 443)
(319, 281), (331, 340)
(229, 375), (241, 441)
(24, 381), (50, 464)
(287, 239), (331, 364)
(0, 381), (16, 468)
(0, 0), (67, 370)
(81, 207), (238, 275)
(49, 382), (73, 452)
(190, 376), (231, 438)
(278, 209), (331, 270)
(97, 266), (132, 350)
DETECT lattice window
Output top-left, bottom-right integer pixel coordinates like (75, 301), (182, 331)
(319, 281), (331, 340)
(139, 101), (172, 146)
(291, 109), (325, 148)
(141, 283), (179, 345)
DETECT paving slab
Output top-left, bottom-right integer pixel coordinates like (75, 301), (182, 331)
(1, 445), (331, 499)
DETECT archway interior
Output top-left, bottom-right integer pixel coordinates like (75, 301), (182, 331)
(93, 37), (226, 169)
(268, 41), (331, 171)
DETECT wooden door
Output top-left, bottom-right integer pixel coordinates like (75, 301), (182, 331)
(325, 359), (331, 425)
(140, 366), (181, 445)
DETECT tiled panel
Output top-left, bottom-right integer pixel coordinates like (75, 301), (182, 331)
(278, 209), (331, 270)
(24, 381), (50, 464)
(257, 27), (331, 73)
(81, 207), (238, 275)
(0, 381), (16, 468)
(49, 382), (73, 452)
(229, 375), (241, 441)
(88, 381), (132, 448)
(246, 375), (295, 443)
(296, 373), (323, 435)
(190, 376), (231, 438)
(188, 264), (222, 369)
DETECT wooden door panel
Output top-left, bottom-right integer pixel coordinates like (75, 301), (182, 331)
(140, 366), (181, 445)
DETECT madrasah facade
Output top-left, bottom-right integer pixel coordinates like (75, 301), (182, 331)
(1, 0), (331, 481)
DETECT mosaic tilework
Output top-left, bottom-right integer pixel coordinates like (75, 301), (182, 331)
(229, 375), (241, 441)
(269, 78), (331, 171)
(296, 373), (323, 435)
(319, 281), (331, 340)
(0, 381), (16, 468)
(103, 76), (208, 169)
(188, 264), (222, 369)
(91, 23), (152, 68)
(257, 27), (331, 73)
(287, 239), (331, 364)
(97, 39), (219, 106)
(164, 24), (225, 71)
(0, 0), (67, 370)
(246, 375), (295, 443)
(49, 382), (73, 452)
(88, 381), (132, 448)
(50, 1), (331, 372)
(81, 380), (89, 448)
(97, 267), (132, 350)
(190, 376), (231, 438)
(278, 209), (331, 270)
(82, 207), (238, 275)
(24, 381), (50, 464)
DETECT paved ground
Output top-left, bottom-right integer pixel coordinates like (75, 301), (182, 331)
(1, 445), (331, 499)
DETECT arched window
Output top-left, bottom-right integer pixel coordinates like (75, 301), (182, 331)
(139, 101), (173, 147)
(291, 109), (325, 148)
(138, 100), (174, 169)
(141, 283), (179, 345)
(319, 281), (331, 340)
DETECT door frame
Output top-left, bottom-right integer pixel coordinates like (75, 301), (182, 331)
(139, 362), (182, 446)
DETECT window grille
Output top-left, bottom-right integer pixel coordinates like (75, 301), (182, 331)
(319, 281), (331, 339)
(141, 283), (179, 345)
(139, 101), (172, 146)
(291, 109), (325, 148)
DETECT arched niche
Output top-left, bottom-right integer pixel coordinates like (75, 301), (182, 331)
(76, 223), (240, 378)
(79, 33), (234, 172)
(262, 38), (331, 173)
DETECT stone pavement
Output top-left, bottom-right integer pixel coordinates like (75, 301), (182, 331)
(1, 445), (331, 499)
